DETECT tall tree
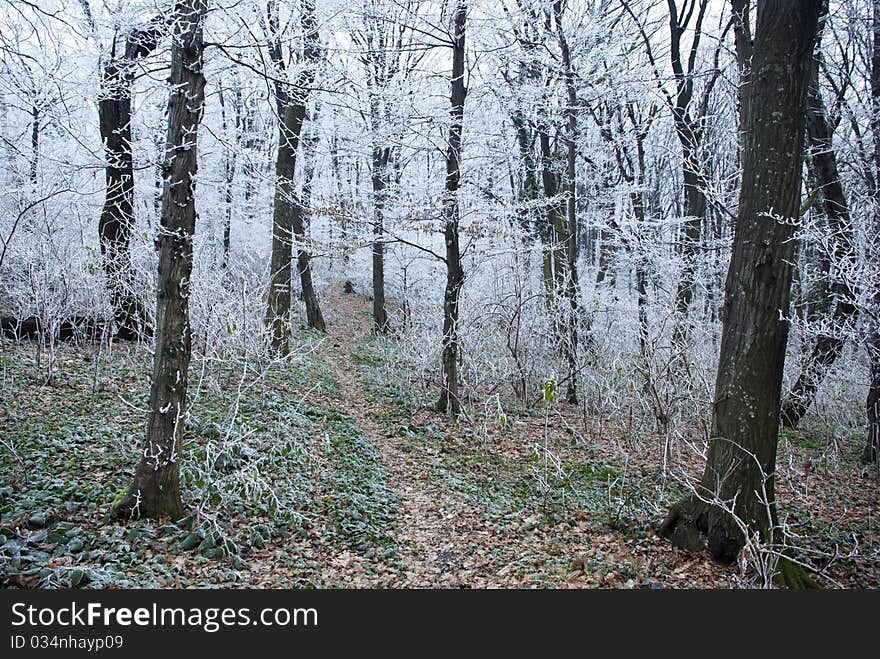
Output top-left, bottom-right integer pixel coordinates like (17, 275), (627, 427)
(659, 0), (822, 585)
(664, 0), (719, 339)
(79, 2), (164, 340)
(622, 0), (726, 342)
(782, 2), (858, 429)
(865, 0), (880, 463)
(265, 0), (323, 352)
(436, 0), (467, 416)
(113, 0), (208, 519)
(350, 0), (421, 333)
(292, 107), (326, 332)
(552, 0), (581, 404)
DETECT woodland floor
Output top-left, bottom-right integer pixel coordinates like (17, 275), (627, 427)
(1, 284), (879, 589)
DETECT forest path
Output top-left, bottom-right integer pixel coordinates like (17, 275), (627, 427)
(316, 283), (492, 587)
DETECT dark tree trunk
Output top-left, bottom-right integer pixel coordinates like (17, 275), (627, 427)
(664, 0), (714, 342)
(436, 1), (467, 417)
(266, 102), (302, 352)
(782, 10), (857, 428)
(865, 0), (880, 464)
(357, 10), (408, 336)
(660, 0), (821, 573)
(633, 192), (649, 359)
(631, 129), (650, 361)
(112, 0), (207, 520)
(30, 104), (39, 183)
(732, 0), (753, 142)
(867, 333), (880, 464)
(266, 0), (320, 354)
(511, 108), (539, 227)
(96, 20), (164, 340)
(673, 158), (706, 338)
(371, 146), (390, 333)
(292, 118), (325, 333)
(242, 102), (259, 217)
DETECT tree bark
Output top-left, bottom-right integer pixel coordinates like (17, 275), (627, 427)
(436, 1), (467, 417)
(96, 19), (165, 340)
(672, 157), (706, 337)
(112, 0), (207, 520)
(867, 333), (880, 463)
(292, 116), (326, 332)
(30, 104), (39, 184)
(660, 0), (821, 570)
(865, 0), (880, 463)
(631, 127), (650, 362)
(265, 0), (320, 354)
(666, 0), (712, 342)
(731, 0), (753, 140)
(537, 126), (566, 300)
(371, 145), (390, 333)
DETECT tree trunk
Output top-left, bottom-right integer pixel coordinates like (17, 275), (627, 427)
(292, 117), (325, 332)
(511, 108), (540, 232)
(371, 146), (390, 333)
(865, 0), (880, 464)
(330, 133), (350, 263)
(633, 192), (649, 360)
(537, 121), (570, 390)
(867, 333), (880, 464)
(112, 0), (207, 520)
(782, 13), (857, 428)
(664, 1), (714, 343)
(266, 101), (302, 353)
(732, 0), (753, 143)
(30, 104), (39, 183)
(242, 101), (259, 218)
(96, 21), (164, 340)
(631, 126), (651, 361)
(265, 0), (320, 354)
(672, 157), (706, 341)
(660, 0), (821, 571)
(436, 1), (467, 417)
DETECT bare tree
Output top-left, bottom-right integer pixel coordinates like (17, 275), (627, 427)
(80, 1), (164, 339)
(865, 0), (880, 463)
(621, 0), (727, 343)
(265, 0), (324, 352)
(350, 0), (423, 333)
(782, 1), (858, 429)
(436, 0), (467, 416)
(292, 104), (325, 332)
(659, 0), (822, 587)
(113, 0), (208, 519)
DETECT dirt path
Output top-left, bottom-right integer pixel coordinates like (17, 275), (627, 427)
(317, 285), (492, 588)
